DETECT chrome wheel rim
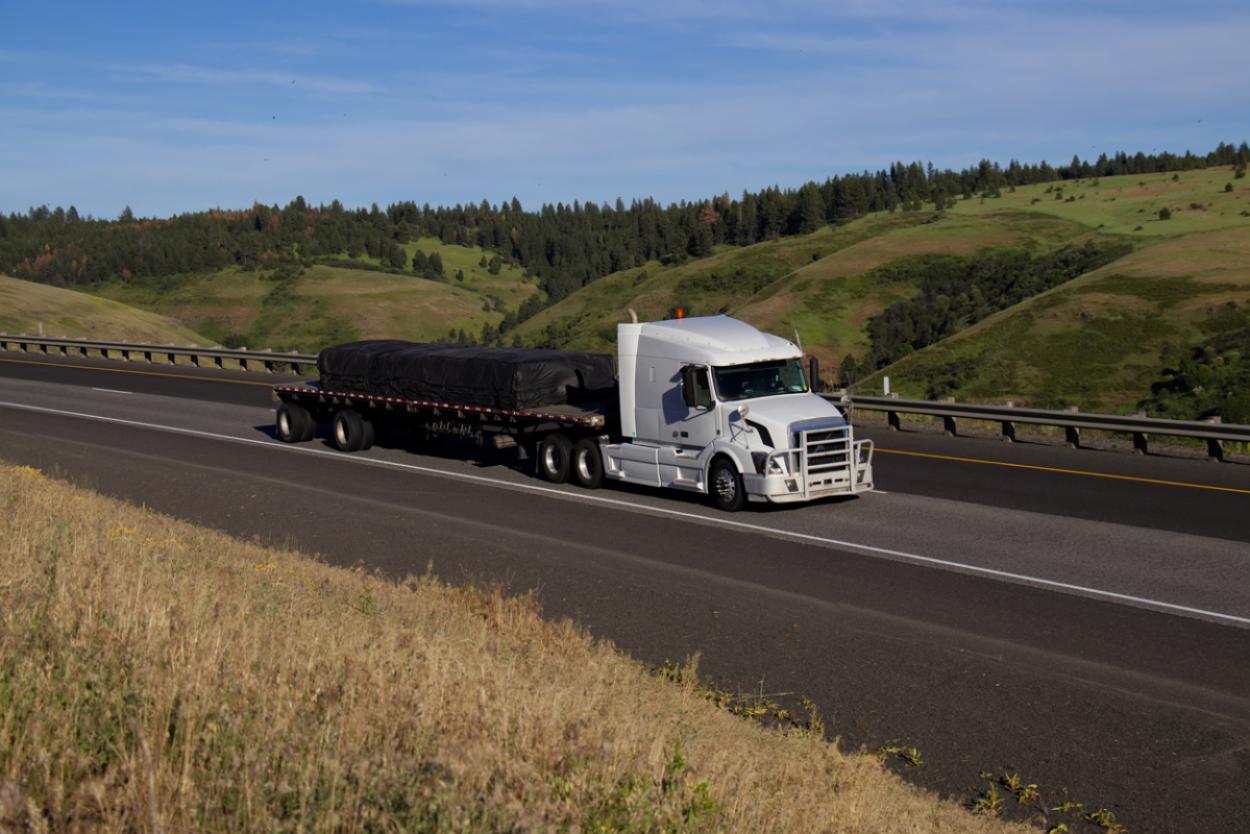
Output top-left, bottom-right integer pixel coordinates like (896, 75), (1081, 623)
(278, 411), (290, 438)
(335, 418), (348, 447)
(714, 469), (737, 502)
(543, 444), (563, 475)
(576, 449), (594, 482)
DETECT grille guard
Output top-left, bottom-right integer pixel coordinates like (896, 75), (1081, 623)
(763, 425), (874, 498)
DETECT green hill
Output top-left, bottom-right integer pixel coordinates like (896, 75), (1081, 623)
(0, 274), (209, 344)
(514, 166), (1250, 418)
(88, 242), (541, 353)
(862, 224), (1250, 413)
(322, 235), (541, 311)
(514, 203), (1096, 363)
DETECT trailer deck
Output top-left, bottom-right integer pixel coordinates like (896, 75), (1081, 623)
(273, 382), (610, 429)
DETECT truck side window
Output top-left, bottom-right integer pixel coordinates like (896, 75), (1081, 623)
(691, 367), (713, 409)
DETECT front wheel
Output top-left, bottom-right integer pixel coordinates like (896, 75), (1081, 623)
(708, 457), (745, 512)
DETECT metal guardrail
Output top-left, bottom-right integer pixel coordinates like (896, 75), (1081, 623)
(2, 334), (1246, 461)
(0, 334), (317, 374)
(827, 393), (1249, 462)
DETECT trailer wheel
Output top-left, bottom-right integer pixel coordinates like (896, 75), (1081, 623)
(537, 433), (573, 483)
(276, 402), (315, 443)
(332, 409), (374, 453)
(572, 438), (604, 489)
(709, 456), (745, 512)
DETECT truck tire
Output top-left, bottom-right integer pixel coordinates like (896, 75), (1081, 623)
(276, 402), (315, 443)
(709, 456), (746, 512)
(537, 433), (573, 483)
(332, 409), (374, 453)
(572, 438), (604, 489)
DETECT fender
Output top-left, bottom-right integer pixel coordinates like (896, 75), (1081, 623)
(699, 438), (753, 479)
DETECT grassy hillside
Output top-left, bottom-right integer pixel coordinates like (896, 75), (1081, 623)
(89, 262), (528, 352)
(861, 225), (1250, 411)
(856, 167), (1250, 410)
(950, 165), (1250, 237)
(82, 235), (542, 352)
(324, 235), (542, 310)
(0, 461), (1043, 834)
(516, 166), (1250, 417)
(0, 274), (208, 343)
(514, 206), (1095, 363)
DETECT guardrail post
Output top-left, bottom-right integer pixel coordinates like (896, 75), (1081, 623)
(1206, 417), (1225, 462)
(885, 393), (901, 431)
(1000, 401), (1015, 442)
(143, 350), (153, 363)
(1064, 406), (1080, 448)
(1131, 411), (1149, 454)
(941, 397), (957, 436)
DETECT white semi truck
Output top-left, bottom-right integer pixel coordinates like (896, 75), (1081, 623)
(272, 314), (874, 511)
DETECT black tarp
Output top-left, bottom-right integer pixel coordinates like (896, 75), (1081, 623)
(318, 341), (616, 410)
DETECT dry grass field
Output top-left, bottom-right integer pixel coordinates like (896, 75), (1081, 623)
(0, 462), (1037, 834)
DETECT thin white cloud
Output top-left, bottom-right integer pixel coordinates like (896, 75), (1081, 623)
(125, 63), (377, 95)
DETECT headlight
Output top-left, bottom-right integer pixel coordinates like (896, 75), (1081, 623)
(752, 452), (789, 475)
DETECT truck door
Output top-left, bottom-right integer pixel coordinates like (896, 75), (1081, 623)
(661, 364), (719, 449)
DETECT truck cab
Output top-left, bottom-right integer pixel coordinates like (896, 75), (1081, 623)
(600, 315), (873, 510)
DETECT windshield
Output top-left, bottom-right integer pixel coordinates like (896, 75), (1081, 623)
(713, 359), (809, 400)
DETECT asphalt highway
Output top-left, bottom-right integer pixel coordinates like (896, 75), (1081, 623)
(2, 351), (1249, 832)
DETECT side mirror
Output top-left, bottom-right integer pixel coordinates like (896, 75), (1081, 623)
(681, 365), (698, 409)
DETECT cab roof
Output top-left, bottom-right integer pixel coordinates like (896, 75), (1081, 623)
(637, 315), (800, 365)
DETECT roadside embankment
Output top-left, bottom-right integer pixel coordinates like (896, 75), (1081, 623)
(0, 462), (1027, 833)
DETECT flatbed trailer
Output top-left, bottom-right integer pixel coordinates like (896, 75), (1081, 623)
(272, 381), (611, 453)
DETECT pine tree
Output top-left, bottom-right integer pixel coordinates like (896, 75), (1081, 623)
(795, 184), (825, 233)
(387, 244), (407, 269)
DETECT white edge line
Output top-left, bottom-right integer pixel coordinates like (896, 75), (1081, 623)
(3, 398), (1249, 629)
(91, 388), (133, 395)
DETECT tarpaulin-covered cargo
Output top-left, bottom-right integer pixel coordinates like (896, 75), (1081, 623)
(315, 340), (413, 393)
(318, 341), (616, 410)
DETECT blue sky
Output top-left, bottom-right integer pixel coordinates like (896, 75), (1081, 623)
(3, 0), (1248, 218)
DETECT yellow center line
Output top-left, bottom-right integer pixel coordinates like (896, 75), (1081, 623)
(0, 356), (278, 387)
(876, 447), (1250, 496)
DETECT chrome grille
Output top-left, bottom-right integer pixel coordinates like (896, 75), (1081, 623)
(796, 425), (852, 475)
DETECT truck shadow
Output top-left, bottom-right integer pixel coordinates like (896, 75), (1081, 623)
(254, 422), (858, 516)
